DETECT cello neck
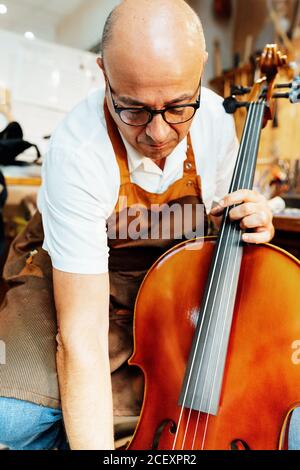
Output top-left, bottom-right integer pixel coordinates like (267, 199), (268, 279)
(229, 101), (265, 194)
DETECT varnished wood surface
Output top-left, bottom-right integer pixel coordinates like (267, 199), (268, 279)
(5, 177), (41, 187)
(128, 239), (300, 450)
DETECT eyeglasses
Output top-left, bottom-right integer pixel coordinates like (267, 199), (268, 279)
(107, 79), (201, 127)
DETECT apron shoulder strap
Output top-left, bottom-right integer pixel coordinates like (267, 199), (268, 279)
(104, 101), (131, 185)
(183, 133), (197, 177)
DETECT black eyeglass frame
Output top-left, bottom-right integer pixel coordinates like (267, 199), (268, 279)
(107, 79), (202, 127)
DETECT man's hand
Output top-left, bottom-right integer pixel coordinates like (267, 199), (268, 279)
(210, 189), (275, 244)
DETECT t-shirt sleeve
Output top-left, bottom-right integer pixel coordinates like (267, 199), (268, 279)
(214, 112), (239, 202)
(38, 145), (118, 274)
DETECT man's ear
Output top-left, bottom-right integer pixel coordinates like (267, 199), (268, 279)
(96, 57), (107, 79)
(203, 51), (209, 66)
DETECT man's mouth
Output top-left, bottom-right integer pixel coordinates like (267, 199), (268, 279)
(149, 143), (168, 150)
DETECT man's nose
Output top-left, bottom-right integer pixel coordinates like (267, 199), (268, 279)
(145, 114), (170, 143)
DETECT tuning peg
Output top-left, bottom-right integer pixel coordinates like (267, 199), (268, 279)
(273, 92), (290, 99)
(230, 85), (251, 96)
(275, 83), (292, 89)
(223, 96), (249, 114)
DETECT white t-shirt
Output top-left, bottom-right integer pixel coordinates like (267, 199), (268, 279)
(37, 86), (239, 274)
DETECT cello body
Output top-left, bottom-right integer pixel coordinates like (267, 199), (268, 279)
(128, 238), (300, 450)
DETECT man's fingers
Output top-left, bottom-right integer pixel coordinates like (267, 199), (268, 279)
(242, 230), (273, 244)
(210, 205), (225, 216)
(238, 211), (271, 229)
(229, 202), (260, 222)
(210, 190), (264, 216)
(210, 190), (275, 244)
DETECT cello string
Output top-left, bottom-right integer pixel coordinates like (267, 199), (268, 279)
(173, 101), (259, 450)
(199, 102), (265, 448)
(172, 215), (238, 446)
(199, 102), (264, 449)
(175, 102), (258, 450)
(199, 101), (265, 450)
(177, 98), (264, 450)
(190, 101), (264, 449)
(195, 102), (262, 449)
(172, 140), (247, 449)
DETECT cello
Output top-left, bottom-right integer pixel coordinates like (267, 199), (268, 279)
(127, 45), (300, 450)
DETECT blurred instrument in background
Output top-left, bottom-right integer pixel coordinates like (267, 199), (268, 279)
(210, 0), (300, 202)
(213, 0), (232, 20)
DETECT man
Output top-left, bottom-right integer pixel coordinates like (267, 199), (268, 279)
(0, 0), (277, 450)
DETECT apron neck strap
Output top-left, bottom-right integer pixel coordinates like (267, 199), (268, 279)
(183, 133), (197, 176)
(104, 100), (131, 184)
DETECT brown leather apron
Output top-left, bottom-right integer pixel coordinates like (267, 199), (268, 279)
(0, 104), (208, 415)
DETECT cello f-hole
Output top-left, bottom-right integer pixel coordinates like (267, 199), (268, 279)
(152, 419), (177, 450)
(230, 439), (251, 450)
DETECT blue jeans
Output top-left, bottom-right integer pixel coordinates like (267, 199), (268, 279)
(288, 407), (300, 450)
(0, 398), (69, 450)
(0, 397), (299, 450)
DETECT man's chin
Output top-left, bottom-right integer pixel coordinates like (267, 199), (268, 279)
(142, 144), (174, 160)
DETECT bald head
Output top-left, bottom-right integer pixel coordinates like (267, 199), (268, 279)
(101, 0), (206, 63)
